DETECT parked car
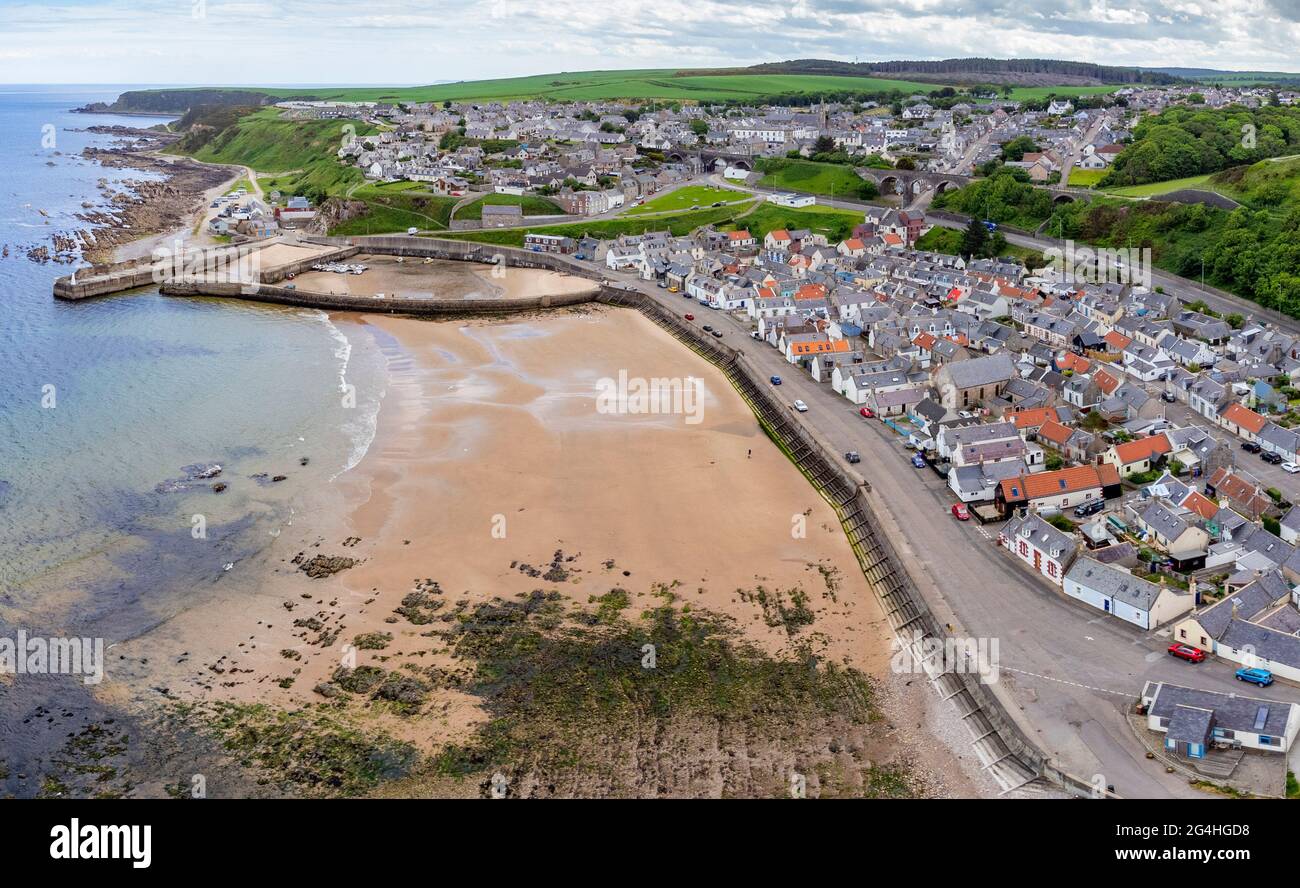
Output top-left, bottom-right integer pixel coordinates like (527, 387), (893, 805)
(792, 400), (808, 413)
(702, 324), (713, 332)
(910, 453), (927, 469)
(844, 451), (861, 464)
(684, 313), (694, 321)
(406, 227), (419, 235)
(1241, 441), (1262, 453)
(1073, 500), (1104, 518)
(1283, 463), (1300, 475)
(770, 376), (782, 385)
(1235, 667), (1274, 687)
(951, 503), (970, 521)
(711, 330), (723, 338)
(1161, 391), (1177, 403)
(668, 286), (679, 293)
(1168, 643), (1206, 663)
(859, 407), (875, 419)
(750, 331), (761, 340)
(657, 280), (668, 288)
(1261, 451), (1283, 464)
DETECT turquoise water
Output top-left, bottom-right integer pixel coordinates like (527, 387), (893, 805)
(0, 87), (387, 780)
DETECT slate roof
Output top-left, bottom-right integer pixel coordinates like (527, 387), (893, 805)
(1147, 683), (1294, 739)
(1065, 557), (1169, 613)
(943, 352), (1015, 389)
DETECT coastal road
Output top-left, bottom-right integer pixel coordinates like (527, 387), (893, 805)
(609, 269), (1300, 798)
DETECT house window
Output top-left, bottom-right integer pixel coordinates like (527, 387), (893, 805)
(1179, 629), (1186, 639)
(1047, 562), (1057, 578)
(1019, 541), (1028, 557)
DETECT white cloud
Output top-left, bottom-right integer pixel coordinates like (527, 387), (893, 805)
(0, 0), (1294, 83)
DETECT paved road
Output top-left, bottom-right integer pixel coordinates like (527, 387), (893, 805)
(605, 267), (1300, 798)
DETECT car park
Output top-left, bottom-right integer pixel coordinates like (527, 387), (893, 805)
(951, 503), (970, 521)
(793, 400), (808, 412)
(1168, 643), (1206, 663)
(1235, 667), (1274, 687)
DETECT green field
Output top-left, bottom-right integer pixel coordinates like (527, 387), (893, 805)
(453, 192), (564, 221)
(621, 185), (748, 215)
(1003, 85), (1122, 101)
(1066, 169), (1108, 188)
(726, 202), (864, 242)
(757, 159), (873, 199)
(162, 70), (961, 104)
(1102, 174), (1217, 197)
(441, 201), (760, 246)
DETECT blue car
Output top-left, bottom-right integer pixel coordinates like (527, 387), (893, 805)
(911, 454), (927, 469)
(770, 376), (782, 385)
(1236, 667), (1274, 687)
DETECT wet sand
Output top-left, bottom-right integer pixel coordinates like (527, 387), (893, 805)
(98, 300), (983, 795)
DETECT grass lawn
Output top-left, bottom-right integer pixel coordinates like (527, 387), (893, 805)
(757, 159), (869, 198)
(439, 201), (759, 246)
(454, 192), (564, 221)
(1102, 174), (1216, 197)
(731, 202), (863, 242)
(1067, 169), (1108, 188)
(1004, 84), (1123, 102)
(621, 185), (748, 216)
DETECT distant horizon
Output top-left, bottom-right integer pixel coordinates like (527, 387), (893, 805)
(4, 0), (1297, 84)
(3, 60), (1300, 92)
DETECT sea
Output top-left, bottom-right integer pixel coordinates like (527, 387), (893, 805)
(0, 86), (388, 788)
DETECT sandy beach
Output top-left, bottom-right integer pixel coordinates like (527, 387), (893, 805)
(291, 254), (598, 300)
(87, 270), (981, 796)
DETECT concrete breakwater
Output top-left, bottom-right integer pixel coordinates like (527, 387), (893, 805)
(52, 235), (604, 301)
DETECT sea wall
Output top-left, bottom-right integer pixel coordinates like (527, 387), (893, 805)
(158, 280), (603, 315)
(597, 287), (1106, 797)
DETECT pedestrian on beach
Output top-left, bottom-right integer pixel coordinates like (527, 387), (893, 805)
(747, 449), (751, 459)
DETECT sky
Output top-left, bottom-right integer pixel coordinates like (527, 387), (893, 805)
(1, 0), (1298, 85)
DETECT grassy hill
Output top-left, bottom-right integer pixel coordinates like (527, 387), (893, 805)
(453, 192), (564, 221)
(757, 159), (880, 200)
(116, 66), (1124, 110)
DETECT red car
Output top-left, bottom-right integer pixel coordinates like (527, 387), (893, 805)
(859, 407), (875, 419)
(684, 313), (694, 321)
(1168, 643), (1206, 663)
(950, 503), (970, 521)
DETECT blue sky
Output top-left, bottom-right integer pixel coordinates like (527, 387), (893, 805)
(2, 0), (1296, 84)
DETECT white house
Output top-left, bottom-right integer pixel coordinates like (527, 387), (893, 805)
(1062, 557), (1194, 630)
(999, 513), (1078, 587)
(1141, 682), (1300, 758)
